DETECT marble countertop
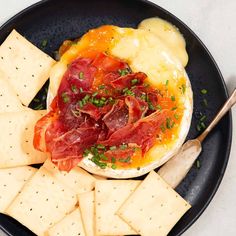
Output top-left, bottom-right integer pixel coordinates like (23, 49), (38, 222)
(0, 0), (235, 235)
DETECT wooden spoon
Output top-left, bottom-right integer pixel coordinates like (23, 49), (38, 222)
(158, 89), (236, 189)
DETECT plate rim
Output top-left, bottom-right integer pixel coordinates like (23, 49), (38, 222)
(0, 0), (232, 235)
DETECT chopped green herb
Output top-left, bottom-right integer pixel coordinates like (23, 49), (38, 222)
(165, 80), (169, 86)
(156, 104), (162, 110)
(97, 144), (106, 150)
(108, 97), (115, 104)
(196, 160), (201, 169)
(143, 83), (150, 88)
(196, 124), (201, 132)
(93, 98), (99, 106)
(160, 124), (166, 132)
(101, 97), (106, 102)
(71, 85), (78, 93)
(120, 144), (128, 150)
(181, 84), (186, 94)
(140, 93), (146, 101)
(200, 122), (206, 129)
(171, 96), (175, 101)
(61, 92), (69, 103)
(110, 146), (117, 151)
(118, 69), (129, 76)
(99, 84), (105, 89)
(100, 154), (108, 161)
(79, 71), (84, 79)
(92, 92), (98, 97)
(83, 94), (90, 102)
(200, 115), (206, 122)
(90, 146), (98, 155)
(111, 157), (116, 163)
(201, 89), (208, 94)
(41, 39), (48, 48)
(148, 102), (155, 111)
(33, 98), (40, 102)
(166, 118), (171, 129)
(79, 87), (83, 93)
(174, 114), (179, 120)
(111, 164), (117, 169)
(34, 104), (44, 110)
(126, 90), (135, 96)
(78, 101), (83, 108)
(99, 162), (107, 169)
(83, 149), (90, 157)
(203, 98), (208, 107)
(122, 88), (129, 93)
(171, 106), (177, 111)
(131, 79), (138, 85)
(119, 156), (131, 163)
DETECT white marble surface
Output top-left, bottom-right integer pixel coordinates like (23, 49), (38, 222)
(0, 0), (235, 235)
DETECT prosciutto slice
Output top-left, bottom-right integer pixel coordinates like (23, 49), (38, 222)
(34, 52), (171, 172)
(111, 72), (146, 89)
(102, 100), (128, 133)
(100, 110), (170, 153)
(125, 96), (148, 123)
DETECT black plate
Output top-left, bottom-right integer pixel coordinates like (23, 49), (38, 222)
(0, 0), (232, 235)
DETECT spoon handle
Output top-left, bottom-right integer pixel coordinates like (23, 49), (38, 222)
(197, 89), (236, 143)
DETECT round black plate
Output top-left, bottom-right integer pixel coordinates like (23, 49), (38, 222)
(0, 0), (232, 235)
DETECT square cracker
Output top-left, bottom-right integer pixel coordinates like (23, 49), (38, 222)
(47, 208), (86, 236)
(0, 166), (36, 213)
(78, 191), (95, 236)
(0, 29), (55, 106)
(0, 110), (47, 168)
(117, 171), (191, 236)
(43, 159), (96, 195)
(95, 180), (140, 235)
(6, 166), (77, 236)
(0, 69), (25, 112)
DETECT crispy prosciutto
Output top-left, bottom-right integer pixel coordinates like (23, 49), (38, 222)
(34, 52), (175, 171)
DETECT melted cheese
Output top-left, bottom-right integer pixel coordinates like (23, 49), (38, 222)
(138, 17), (188, 67)
(48, 20), (193, 178)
